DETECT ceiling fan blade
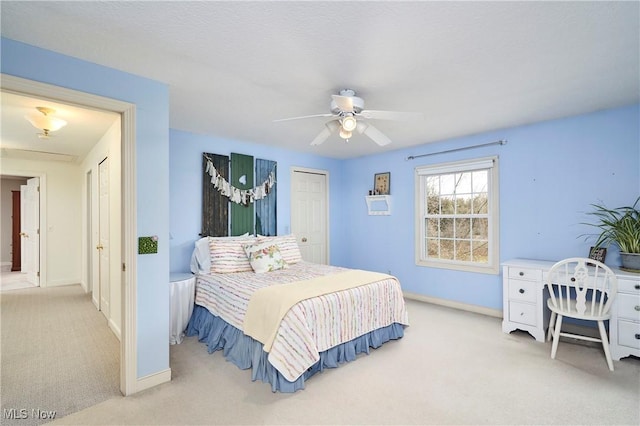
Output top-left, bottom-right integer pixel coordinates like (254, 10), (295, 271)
(356, 122), (392, 146)
(273, 113), (334, 123)
(310, 120), (340, 146)
(358, 110), (423, 121)
(331, 95), (354, 112)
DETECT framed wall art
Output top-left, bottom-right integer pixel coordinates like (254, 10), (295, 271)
(374, 172), (391, 195)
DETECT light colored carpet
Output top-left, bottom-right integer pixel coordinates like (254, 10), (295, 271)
(50, 299), (639, 425)
(0, 284), (120, 426)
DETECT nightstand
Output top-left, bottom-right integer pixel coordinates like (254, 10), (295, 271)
(169, 272), (196, 344)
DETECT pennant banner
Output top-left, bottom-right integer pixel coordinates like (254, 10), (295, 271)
(204, 155), (276, 206)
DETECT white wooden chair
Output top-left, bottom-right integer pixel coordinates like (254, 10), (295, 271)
(545, 257), (618, 371)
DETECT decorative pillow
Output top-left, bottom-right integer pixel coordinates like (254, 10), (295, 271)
(243, 241), (287, 273)
(209, 235), (256, 274)
(256, 234), (302, 265)
(190, 234), (252, 274)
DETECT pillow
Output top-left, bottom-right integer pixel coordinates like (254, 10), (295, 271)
(256, 234), (302, 265)
(209, 235), (256, 274)
(243, 241), (287, 273)
(190, 234), (252, 274)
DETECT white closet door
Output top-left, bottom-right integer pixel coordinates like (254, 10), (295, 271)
(291, 169), (328, 264)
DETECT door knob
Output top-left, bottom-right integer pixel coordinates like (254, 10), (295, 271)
(301, 237), (308, 243)
(96, 244), (104, 250)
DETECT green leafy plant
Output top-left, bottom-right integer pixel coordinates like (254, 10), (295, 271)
(583, 197), (640, 254)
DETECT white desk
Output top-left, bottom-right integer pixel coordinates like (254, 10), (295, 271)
(169, 272), (196, 345)
(501, 259), (640, 361)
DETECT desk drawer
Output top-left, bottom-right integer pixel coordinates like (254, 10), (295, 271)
(617, 319), (640, 350)
(618, 279), (640, 294)
(508, 279), (536, 303)
(616, 293), (640, 321)
(508, 267), (542, 281)
(509, 301), (536, 326)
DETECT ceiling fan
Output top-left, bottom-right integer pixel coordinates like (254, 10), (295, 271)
(274, 89), (422, 146)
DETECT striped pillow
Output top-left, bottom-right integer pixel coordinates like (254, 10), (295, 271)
(209, 236), (256, 274)
(257, 234), (302, 265)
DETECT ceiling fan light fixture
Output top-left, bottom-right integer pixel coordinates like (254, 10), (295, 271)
(24, 106), (67, 134)
(339, 127), (352, 139)
(340, 115), (357, 132)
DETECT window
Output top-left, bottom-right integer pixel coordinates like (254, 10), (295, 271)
(415, 156), (499, 274)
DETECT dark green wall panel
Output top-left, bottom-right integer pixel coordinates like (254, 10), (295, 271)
(230, 153), (254, 236)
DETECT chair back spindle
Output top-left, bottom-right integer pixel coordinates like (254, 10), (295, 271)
(546, 257), (616, 320)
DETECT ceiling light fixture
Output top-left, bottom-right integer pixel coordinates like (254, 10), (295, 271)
(339, 127), (352, 140)
(24, 106), (67, 138)
(340, 114), (357, 132)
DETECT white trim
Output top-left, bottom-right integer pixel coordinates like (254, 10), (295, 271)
(1, 74), (137, 396)
(403, 291), (503, 318)
(47, 279), (83, 287)
(416, 156), (496, 175)
(120, 105), (137, 396)
(109, 318), (122, 341)
(135, 368), (171, 393)
(414, 155), (500, 275)
(290, 166), (330, 264)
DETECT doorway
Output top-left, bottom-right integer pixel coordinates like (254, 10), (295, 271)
(1, 174), (43, 292)
(1, 73), (137, 395)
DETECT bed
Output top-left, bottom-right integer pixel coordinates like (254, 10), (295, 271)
(185, 234), (409, 392)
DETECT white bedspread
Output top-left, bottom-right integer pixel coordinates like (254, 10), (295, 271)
(194, 261), (409, 381)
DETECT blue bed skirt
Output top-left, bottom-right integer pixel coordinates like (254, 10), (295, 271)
(185, 304), (405, 392)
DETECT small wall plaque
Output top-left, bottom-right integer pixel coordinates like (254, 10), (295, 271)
(138, 236), (158, 254)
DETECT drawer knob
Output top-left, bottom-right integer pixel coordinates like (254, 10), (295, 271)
(570, 277), (576, 282)
(519, 288), (525, 294)
(635, 284), (640, 290)
(635, 306), (640, 312)
(519, 271), (524, 276)
(636, 334), (640, 340)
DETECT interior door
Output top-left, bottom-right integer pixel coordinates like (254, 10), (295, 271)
(20, 177), (40, 285)
(11, 191), (21, 271)
(98, 157), (110, 319)
(291, 169), (328, 264)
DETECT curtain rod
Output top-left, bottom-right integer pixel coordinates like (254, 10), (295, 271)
(406, 139), (507, 161)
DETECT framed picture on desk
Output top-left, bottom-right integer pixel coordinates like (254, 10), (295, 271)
(588, 246), (606, 263)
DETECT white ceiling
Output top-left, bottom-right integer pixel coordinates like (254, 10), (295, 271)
(1, 92), (119, 163)
(1, 1), (638, 160)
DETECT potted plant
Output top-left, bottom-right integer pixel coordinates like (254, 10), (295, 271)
(583, 196), (640, 272)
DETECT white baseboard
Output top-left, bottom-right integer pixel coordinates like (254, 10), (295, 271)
(403, 291), (503, 318)
(136, 368), (171, 393)
(47, 278), (82, 287)
(108, 319), (121, 342)
(1, 262), (11, 272)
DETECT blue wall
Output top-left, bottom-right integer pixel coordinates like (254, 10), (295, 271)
(2, 38), (171, 378)
(169, 129), (346, 272)
(341, 104), (640, 310)
(168, 105), (639, 313)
